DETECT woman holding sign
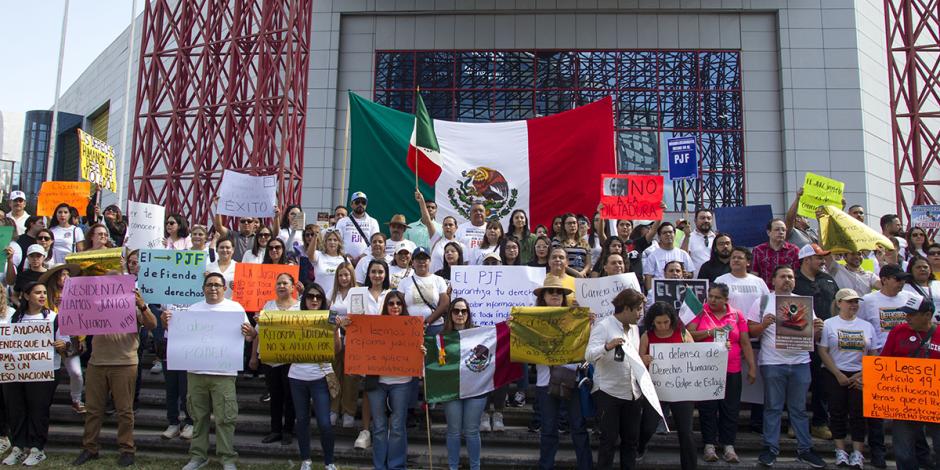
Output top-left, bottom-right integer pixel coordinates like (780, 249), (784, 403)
(163, 214), (192, 250)
(39, 264), (85, 414)
(48, 203), (84, 265)
(440, 298), (487, 470)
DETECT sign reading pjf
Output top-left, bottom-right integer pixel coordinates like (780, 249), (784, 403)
(138, 249), (206, 305)
(216, 170), (277, 218)
(58, 275), (138, 336)
(600, 174), (664, 220)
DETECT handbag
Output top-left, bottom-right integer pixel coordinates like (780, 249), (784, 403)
(547, 365), (579, 399)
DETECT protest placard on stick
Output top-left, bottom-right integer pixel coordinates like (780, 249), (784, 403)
(78, 129), (117, 192)
(138, 250), (206, 304)
(798, 173), (844, 218)
(600, 174), (664, 220)
(257, 310), (334, 363)
(450, 265), (543, 325)
(58, 275), (138, 336)
(912, 205), (940, 230)
(0, 321), (55, 383)
(37, 181), (92, 217)
(216, 170), (278, 218)
(509, 307), (591, 365)
(344, 315), (425, 377)
(65, 247), (123, 276)
(864, 356), (940, 423)
(649, 342), (728, 401)
(166, 310), (246, 372)
(232, 264), (300, 312)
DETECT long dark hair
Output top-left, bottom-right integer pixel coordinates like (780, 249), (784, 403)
(251, 227), (273, 257)
(708, 232), (733, 262)
(302, 282), (331, 311)
(443, 297), (474, 333)
(536, 289), (569, 307)
(592, 236), (624, 274)
(381, 291), (409, 316)
(164, 213), (190, 238)
(14, 282), (49, 321)
(505, 209), (530, 239)
(642, 301), (681, 334)
(499, 237), (521, 266)
(262, 238), (289, 264)
(364, 259), (390, 290)
(437, 242), (464, 279)
(479, 220), (505, 250)
(280, 205), (303, 229)
(49, 203), (73, 227)
(549, 215), (563, 240)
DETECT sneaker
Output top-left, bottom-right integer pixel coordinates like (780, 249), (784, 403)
(180, 424), (194, 440)
(72, 401), (87, 414)
(2, 447), (25, 466)
(480, 412), (491, 432)
(222, 464), (237, 470)
(0, 436), (9, 454)
(162, 424), (181, 439)
(703, 444), (719, 462)
(797, 451), (827, 469)
(511, 391), (526, 407)
(181, 457), (209, 470)
(300, 461), (313, 470)
(834, 449), (849, 467)
(354, 429), (371, 449)
(324, 465), (337, 470)
(71, 450), (99, 466)
(811, 425), (833, 440)
(492, 412), (505, 432)
(758, 449), (777, 467)
(723, 445), (740, 463)
(330, 411), (338, 426)
(847, 450), (864, 469)
(259, 393), (271, 403)
(22, 448), (45, 467)
(261, 432), (281, 444)
(151, 360), (163, 374)
(117, 453), (134, 467)
(342, 413), (355, 428)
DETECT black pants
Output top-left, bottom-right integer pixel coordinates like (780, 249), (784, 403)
(0, 384), (7, 437)
(822, 369), (864, 442)
(3, 378), (58, 450)
(698, 371), (742, 447)
(809, 352), (829, 427)
(639, 400), (696, 469)
(265, 364), (295, 434)
(593, 390), (640, 470)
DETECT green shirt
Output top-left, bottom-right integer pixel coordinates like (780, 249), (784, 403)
(405, 220), (443, 251)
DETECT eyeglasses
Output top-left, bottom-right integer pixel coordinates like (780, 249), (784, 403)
(268, 245), (283, 251)
(929, 251), (940, 256)
(452, 308), (468, 315)
(258, 233), (272, 238)
(36, 236), (51, 241)
(352, 199), (366, 206)
(205, 284), (224, 289)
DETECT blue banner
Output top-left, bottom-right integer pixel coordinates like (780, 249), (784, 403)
(138, 249), (206, 305)
(714, 205), (774, 248)
(667, 136), (698, 181)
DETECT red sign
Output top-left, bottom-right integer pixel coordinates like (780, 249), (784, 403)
(600, 174), (664, 220)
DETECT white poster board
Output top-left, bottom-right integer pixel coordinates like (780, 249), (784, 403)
(574, 273), (641, 319)
(649, 342), (728, 402)
(125, 201), (166, 251)
(0, 321), (56, 383)
(450, 265), (544, 326)
(216, 170), (277, 218)
(167, 310), (245, 372)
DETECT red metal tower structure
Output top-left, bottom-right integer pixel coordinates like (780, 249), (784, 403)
(128, 0), (313, 224)
(885, 0), (940, 222)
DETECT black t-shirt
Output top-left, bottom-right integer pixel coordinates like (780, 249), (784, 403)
(698, 258), (732, 283)
(793, 270), (839, 321)
(14, 269), (42, 293)
(527, 260), (548, 272)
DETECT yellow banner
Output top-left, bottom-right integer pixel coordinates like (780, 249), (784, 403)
(78, 129), (117, 192)
(257, 310), (335, 363)
(65, 247), (123, 276)
(819, 205), (894, 254)
(798, 173), (844, 218)
(509, 306), (591, 365)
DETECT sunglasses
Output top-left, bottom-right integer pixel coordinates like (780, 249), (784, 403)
(166, 221), (177, 226)
(544, 288), (565, 295)
(36, 236), (51, 241)
(307, 293), (323, 300)
(240, 220), (253, 224)
(452, 308), (468, 315)
(268, 245), (283, 251)
(258, 233), (272, 238)
(352, 199), (366, 205)
(387, 301), (403, 306)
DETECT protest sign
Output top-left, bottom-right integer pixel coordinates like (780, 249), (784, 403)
(509, 307), (591, 365)
(653, 279), (709, 312)
(0, 226), (13, 268)
(714, 205), (774, 248)
(575, 273), (642, 320)
(78, 129), (117, 192)
(819, 205), (893, 253)
(346, 287), (373, 315)
(138, 250), (206, 304)
(0, 321), (55, 383)
(863, 356), (940, 423)
(667, 136), (698, 181)
(216, 170), (278, 218)
(798, 173), (844, 218)
(344, 315), (424, 377)
(257, 310), (334, 363)
(58, 275), (138, 336)
(65, 247), (123, 276)
(232, 263), (300, 312)
(649, 342), (728, 401)
(600, 174), (664, 220)
(741, 360), (764, 404)
(36, 181), (92, 217)
(166, 310), (246, 372)
(912, 205), (940, 230)
(450, 265), (544, 325)
(125, 201), (166, 251)
(774, 295), (814, 351)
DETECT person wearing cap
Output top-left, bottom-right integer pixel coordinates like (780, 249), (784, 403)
(6, 244), (49, 298)
(793, 243), (840, 440)
(880, 296), (940, 470)
(6, 190), (29, 237)
(334, 191), (379, 264)
(751, 218), (801, 290)
(14, 216), (46, 272)
(816, 288), (876, 469)
(408, 191), (442, 252)
(397, 246), (449, 336)
(39, 264), (85, 415)
(388, 240), (415, 290)
(481, 251), (501, 266)
(384, 214), (409, 258)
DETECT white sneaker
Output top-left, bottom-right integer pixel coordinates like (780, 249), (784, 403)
(329, 411), (338, 426)
(342, 414), (355, 428)
(22, 448), (46, 467)
(324, 464), (337, 470)
(480, 412), (491, 432)
(162, 424), (181, 439)
(2, 447), (25, 466)
(222, 463), (237, 470)
(180, 424), (194, 440)
(0, 437), (9, 454)
(299, 461), (312, 470)
(835, 449), (849, 466)
(513, 391), (526, 406)
(492, 412), (505, 432)
(151, 360), (163, 374)
(848, 450), (864, 469)
(353, 429), (371, 449)
(181, 457), (209, 470)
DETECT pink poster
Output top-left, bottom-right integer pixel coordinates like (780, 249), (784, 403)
(58, 275), (138, 336)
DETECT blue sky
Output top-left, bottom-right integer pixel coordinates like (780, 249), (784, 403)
(0, 0), (134, 113)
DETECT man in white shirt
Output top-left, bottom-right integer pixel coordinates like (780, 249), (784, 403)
(858, 264), (922, 351)
(643, 222), (695, 290)
(334, 191), (379, 264)
(6, 191), (29, 236)
(681, 209), (715, 272)
(455, 202), (487, 251)
(384, 214), (408, 257)
(827, 251), (882, 295)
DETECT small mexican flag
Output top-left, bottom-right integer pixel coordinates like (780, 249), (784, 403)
(678, 288), (704, 325)
(424, 323), (522, 403)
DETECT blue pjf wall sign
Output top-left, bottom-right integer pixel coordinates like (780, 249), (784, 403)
(667, 136), (698, 181)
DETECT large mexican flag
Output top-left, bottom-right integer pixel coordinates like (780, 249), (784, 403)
(424, 323), (522, 403)
(347, 92), (616, 229)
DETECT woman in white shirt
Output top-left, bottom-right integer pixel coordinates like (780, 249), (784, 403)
(467, 221), (503, 266)
(396, 247), (449, 336)
(328, 262), (357, 427)
(206, 239), (237, 299)
(48, 203), (84, 264)
(309, 230), (346, 298)
(241, 228), (272, 264)
(904, 256), (940, 322)
(275, 205), (305, 249)
(163, 214), (193, 250)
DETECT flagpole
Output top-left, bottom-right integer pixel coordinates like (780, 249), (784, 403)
(423, 377), (433, 469)
(415, 87), (421, 191)
(46, 0), (70, 183)
(341, 91), (351, 202)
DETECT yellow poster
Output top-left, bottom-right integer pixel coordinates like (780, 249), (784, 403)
(78, 129), (117, 192)
(798, 173), (844, 218)
(257, 310), (334, 363)
(509, 306), (591, 365)
(65, 248), (123, 276)
(819, 205), (894, 254)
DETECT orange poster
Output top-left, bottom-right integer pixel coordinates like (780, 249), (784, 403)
(863, 356), (940, 423)
(231, 263), (299, 312)
(344, 315), (425, 377)
(37, 181), (92, 217)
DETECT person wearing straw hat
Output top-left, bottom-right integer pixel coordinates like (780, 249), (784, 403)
(39, 264), (84, 415)
(384, 214), (409, 258)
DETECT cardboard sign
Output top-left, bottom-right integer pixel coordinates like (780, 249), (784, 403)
(714, 205), (774, 248)
(912, 205), (940, 230)
(257, 310), (334, 363)
(774, 295), (814, 351)
(864, 356), (940, 423)
(65, 247), (123, 276)
(653, 279), (709, 313)
(166, 310), (246, 372)
(449, 265), (544, 326)
(649, 342), (728, 401)
(58, 275), (138, 336)
(509, 306), (592, 365)
(575, 273), (642, 320)
(0, 321), (55, 383)
(216, 170), (278, 218)
(819, 205), (893, 254)
(600, 174), (664, 220)
(125, 201), (166, 251)
(36, 181), (92, 217)
(667, 136), (698, 181)
(344, 315), (425, 377)
(0, 226), (14, 268)
(138, 249), (206, 305)
(78, 129), (117, 192)
(231, 263), (300, 312)
(798, 173), (844, 218)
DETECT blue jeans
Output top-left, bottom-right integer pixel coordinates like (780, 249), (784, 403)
(164, 369), (191, 425)
(538, 387), (592, 470)
(894, 420), (940, 470)
(443, 396), (487, 470)
(368, 382), (411, 470)
(289, 378), (334, 464)
(761, 363), (812, 454)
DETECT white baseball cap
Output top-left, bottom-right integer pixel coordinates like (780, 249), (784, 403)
(395, 240), (416, 255)
(26, 244), (46, 257)
(9, 190), (25, 201)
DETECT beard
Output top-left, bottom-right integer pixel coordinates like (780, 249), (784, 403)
(698, 222), (712, 233)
